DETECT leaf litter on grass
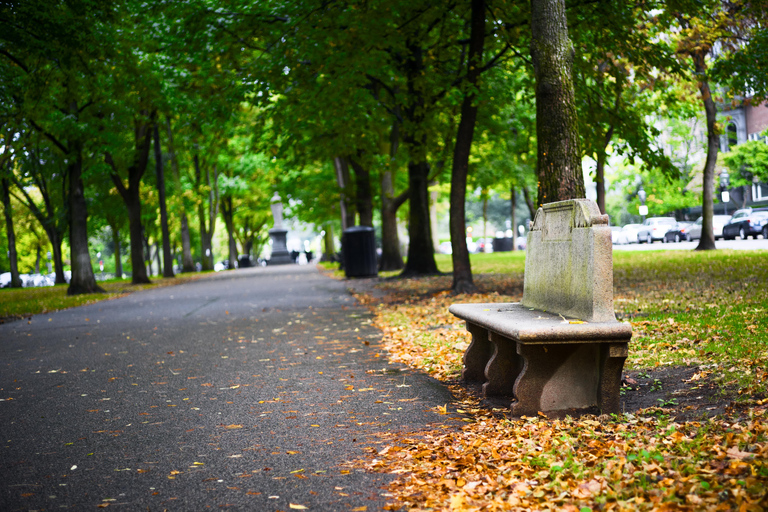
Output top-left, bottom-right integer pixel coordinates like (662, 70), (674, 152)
(341, 250), (768, 510)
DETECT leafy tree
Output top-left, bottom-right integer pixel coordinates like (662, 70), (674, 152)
(0, 0), (112, 294)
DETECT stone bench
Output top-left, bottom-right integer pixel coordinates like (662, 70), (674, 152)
(449, 199), (632, 416)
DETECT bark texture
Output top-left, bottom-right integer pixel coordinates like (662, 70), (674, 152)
(450, 0), (485, 294)
(67, 147), (103, 295)
(530, 0), (585, 205)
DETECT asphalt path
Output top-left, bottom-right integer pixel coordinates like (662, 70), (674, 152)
(1, 265), (454, 511)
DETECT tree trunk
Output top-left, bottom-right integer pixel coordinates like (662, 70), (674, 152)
(482, 192), (488, 252)
(180, 214), (194, 272)
(402, 155), (439, 275)
(1, 176), (23, 288)
(530, 0), (585, 205)
(401, 40), (439, 276)
(153, 123), (174, 278)
(450, 0), (485, 293)
(112, 225), (123, 279)
(334, 156), (356, 229)
(349, 156), (373, 227)
(49, 230), (65, 284)
(67, 148), (103, 295)
(194, 154), (218, 271)
(165, 119), (195, 272)
(322, 223), (335, 262)
(222, 196), (237, 269)
(522, 184), (537, 219)
(596, 150), (607, 214)
(379, 121), (405, 272)
(511, 185), (518, 251)
(694, 49), (718, 251)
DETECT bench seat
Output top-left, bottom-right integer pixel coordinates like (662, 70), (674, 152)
(450, 303), (631, 416)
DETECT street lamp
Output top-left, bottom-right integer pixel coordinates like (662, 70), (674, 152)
(719, 170), (730, 215)
(637, 186), (648, 222)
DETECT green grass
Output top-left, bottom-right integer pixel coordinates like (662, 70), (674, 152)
(0, 273), (207, 321)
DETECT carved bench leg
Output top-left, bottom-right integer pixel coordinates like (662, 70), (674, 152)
(511, 343), (600, 416)
(462, 323), (492, 383)
(598, 343), (628, 414)
(481, 333), (522, 397)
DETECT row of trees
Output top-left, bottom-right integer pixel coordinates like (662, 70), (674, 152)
(2, 0), (766, 295)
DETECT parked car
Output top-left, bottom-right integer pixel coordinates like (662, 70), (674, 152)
(663, 222), (693, 243)
(620, 223), (643, 244)
(637, 217), (677, 243)
(722, 208), (768, 240)
(610, 226), (624, 244)
(686, 215), (732, 241)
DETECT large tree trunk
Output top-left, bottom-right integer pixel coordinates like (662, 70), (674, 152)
(349, 156), (373, 227)
(401, 41), (439, 276)
(1, 176), (23, 288)
(166, 119), (195, 272)
(153, 123), (174, 278)
(693, 50), (718, 251)
(450, 0), (485, 292)
(67, 148), (103, 295)
(402, 154), (438, 275)
(530, 0), (585, 204)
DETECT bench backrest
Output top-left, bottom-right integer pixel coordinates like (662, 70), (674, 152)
(522, 199), (616, 323)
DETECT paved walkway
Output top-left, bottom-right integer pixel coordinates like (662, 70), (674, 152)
(1, 265), (453, 511)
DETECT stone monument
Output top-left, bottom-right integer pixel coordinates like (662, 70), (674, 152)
(267, 192), (293, 265)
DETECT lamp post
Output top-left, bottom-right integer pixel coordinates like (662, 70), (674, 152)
(719, 170), (730, 215)
(637, 186), (648, 223)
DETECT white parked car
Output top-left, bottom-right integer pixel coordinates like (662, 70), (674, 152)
(637, 217), (677, 244)
(687, 215), (732, 241)
(619, 224), (643, 244)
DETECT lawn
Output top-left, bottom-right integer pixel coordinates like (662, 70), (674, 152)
(339, 249), (768, 511)
(0, 273), (208, 322)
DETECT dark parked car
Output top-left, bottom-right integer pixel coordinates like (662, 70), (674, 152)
(722, 208), (768, 240)
(663, 222), (693, 243)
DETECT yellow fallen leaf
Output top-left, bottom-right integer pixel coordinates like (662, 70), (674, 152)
(289, 504), (308, 510)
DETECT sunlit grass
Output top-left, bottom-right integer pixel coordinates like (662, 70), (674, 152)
(0, 273), (207, 321)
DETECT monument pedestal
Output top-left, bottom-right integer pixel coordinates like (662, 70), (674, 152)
(267, 228), (293, 265)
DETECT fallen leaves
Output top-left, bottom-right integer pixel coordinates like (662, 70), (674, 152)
(349, 256), (768, 511)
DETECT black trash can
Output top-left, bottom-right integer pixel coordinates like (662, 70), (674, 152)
(492, 237), (514, 252)
(342, 226), (378, 278)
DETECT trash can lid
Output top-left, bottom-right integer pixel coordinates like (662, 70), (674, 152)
(343, 225), (375, 234)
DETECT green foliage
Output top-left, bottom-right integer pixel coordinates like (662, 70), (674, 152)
(721, 135), (768, 188)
